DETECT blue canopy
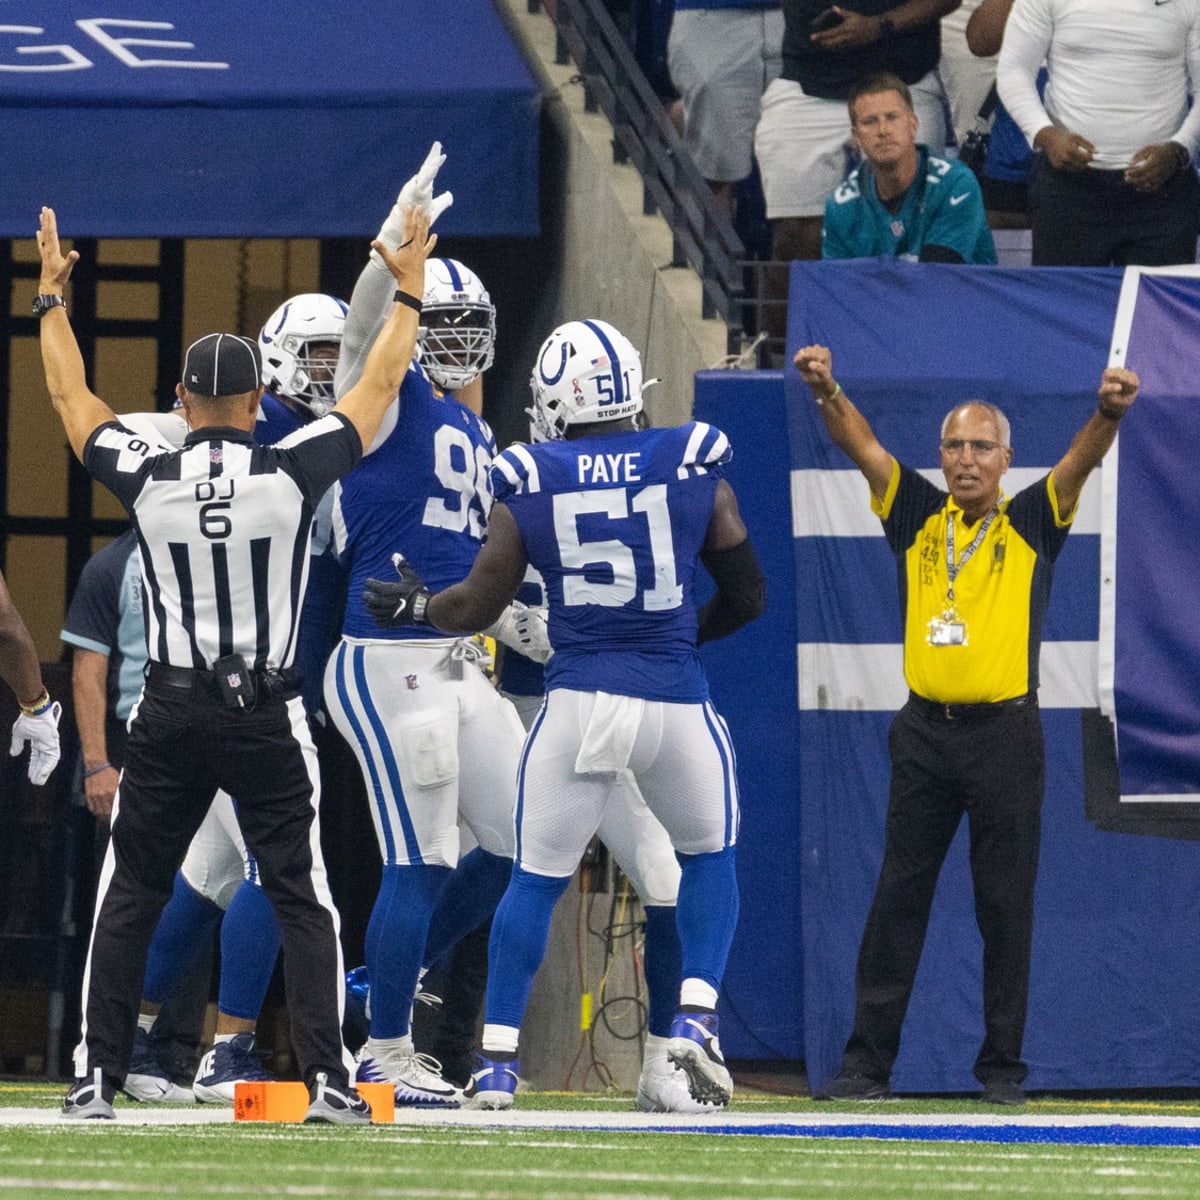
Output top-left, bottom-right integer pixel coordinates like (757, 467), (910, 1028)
(0, 1), (540, 237)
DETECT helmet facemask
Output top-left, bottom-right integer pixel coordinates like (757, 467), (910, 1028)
(419, 259), (496, 392)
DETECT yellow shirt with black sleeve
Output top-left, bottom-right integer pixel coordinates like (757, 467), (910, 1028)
(871, 459), (1075, 704)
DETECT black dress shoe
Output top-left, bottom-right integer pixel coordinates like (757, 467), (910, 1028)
(980, 1079), (1026, 1105)
(812, 1071), (891, 1101)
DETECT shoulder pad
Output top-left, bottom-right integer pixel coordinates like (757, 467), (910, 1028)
(490, 443), (541, 501)
(676, 422), (731, 479)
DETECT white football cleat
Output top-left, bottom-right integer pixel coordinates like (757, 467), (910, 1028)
(355, 1043), (461, 1108)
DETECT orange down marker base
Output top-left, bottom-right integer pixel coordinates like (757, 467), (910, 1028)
(233, 1081), (395, 1123)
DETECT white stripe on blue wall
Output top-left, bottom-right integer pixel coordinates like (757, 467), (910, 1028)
(796, 640), (1099, 712)
(792, 467), (1102, 539)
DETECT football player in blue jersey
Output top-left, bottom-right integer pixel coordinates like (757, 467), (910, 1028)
(363, 317), (767, 1110)
(327, 148), (727, 1113)
(492, 560), (713, 1113)
(324, 209), (538, 1105)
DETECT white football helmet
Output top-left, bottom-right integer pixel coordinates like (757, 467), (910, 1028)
(528, 319), (644, 441)
(258, 293), (348, 417)
(419, 258), (496, 392)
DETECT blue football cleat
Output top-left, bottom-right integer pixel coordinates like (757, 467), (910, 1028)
(193, 1033), (275, 1104)
(461, 1052), (519, 1110)
(667, 1010), (733, 1106)
(124, 1027), (195, 1104)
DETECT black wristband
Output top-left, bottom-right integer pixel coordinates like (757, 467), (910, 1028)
(394, 290), (423, 314)
(1097, 400), (1126, 422)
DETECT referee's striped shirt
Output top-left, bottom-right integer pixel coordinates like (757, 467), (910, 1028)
(85, 415), (361, 672)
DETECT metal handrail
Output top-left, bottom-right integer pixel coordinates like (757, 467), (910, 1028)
(529, 0), (746, 357)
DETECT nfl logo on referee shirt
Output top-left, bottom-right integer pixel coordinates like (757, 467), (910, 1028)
(210, 445), (223, 466)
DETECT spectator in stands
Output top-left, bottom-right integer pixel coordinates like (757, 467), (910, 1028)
(667, 1), (784, 217)
(965, 0), (1034, 231)
(753, 0), (959, 352)
(1, 567), (60, 787)
(996, 0), (1200, 267)
(755, 0), (959, 264)
(794, 342), (1137, 1105)
(823, 73), (996, 261)
(939, 0), (995, 150)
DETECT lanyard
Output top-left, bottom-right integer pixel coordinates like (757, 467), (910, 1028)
(945, 505), (998, 605)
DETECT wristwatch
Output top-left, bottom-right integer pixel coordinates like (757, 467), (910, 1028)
(32, 293), (66, 318)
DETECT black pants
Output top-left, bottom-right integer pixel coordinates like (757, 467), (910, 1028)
(78, 671), (348, 1091)
(1029, 155), (1200, 267)
(90, 722), (214, 1082)
(841, 696), (1045, 1088)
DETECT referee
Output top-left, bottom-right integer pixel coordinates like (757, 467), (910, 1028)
(36, 204), (436, 1122)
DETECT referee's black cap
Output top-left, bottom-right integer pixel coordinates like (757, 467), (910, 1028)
(182, 333), (263, 397)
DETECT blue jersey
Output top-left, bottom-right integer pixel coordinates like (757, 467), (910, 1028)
(334, 364), (497, 641)
(490, 422), (731, 703)
(254, 391), (307, 446)
(823, 146), (997, 265)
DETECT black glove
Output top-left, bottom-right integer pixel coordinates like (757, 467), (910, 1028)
(363, 558), (432, 628)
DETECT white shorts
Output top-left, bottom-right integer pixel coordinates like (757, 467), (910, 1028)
(755, 71), (948, 219)
(180, 790), (250, 909)
(502, 688), (680, 907)
(938, 0), (997, 145)
(326, 637), (524, 868)
(515, 689), (739, 879)
(668, 6), (785, 182)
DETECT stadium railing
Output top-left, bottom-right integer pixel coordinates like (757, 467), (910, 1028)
(528, 0), (749, 361)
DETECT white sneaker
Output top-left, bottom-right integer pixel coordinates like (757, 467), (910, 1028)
(637, 1057), (725, 1114)
(354, 1044), (461, 1108)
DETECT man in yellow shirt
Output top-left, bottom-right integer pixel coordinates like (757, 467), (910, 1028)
(794, 343), (1137, 1104)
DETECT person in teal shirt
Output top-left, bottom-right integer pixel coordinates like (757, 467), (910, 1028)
(823, 72), (997, 265)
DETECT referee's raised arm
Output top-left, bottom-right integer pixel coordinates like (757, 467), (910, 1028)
(331, 207), (436, 453)
(35, 207), (116, 460)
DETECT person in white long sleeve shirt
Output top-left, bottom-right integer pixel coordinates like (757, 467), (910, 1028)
(996, 0), (1200, 265)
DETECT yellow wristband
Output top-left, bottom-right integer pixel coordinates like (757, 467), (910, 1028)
(19, 688), (51, 716)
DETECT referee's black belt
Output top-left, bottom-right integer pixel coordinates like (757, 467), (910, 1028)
(906, 691), (1033, 723)
(148, 661), (301, 700)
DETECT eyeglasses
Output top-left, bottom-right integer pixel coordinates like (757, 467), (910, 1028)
(940, 439), (1002, 456)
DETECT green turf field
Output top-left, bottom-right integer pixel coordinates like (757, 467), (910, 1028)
(7, 1082), (1200, 1199)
